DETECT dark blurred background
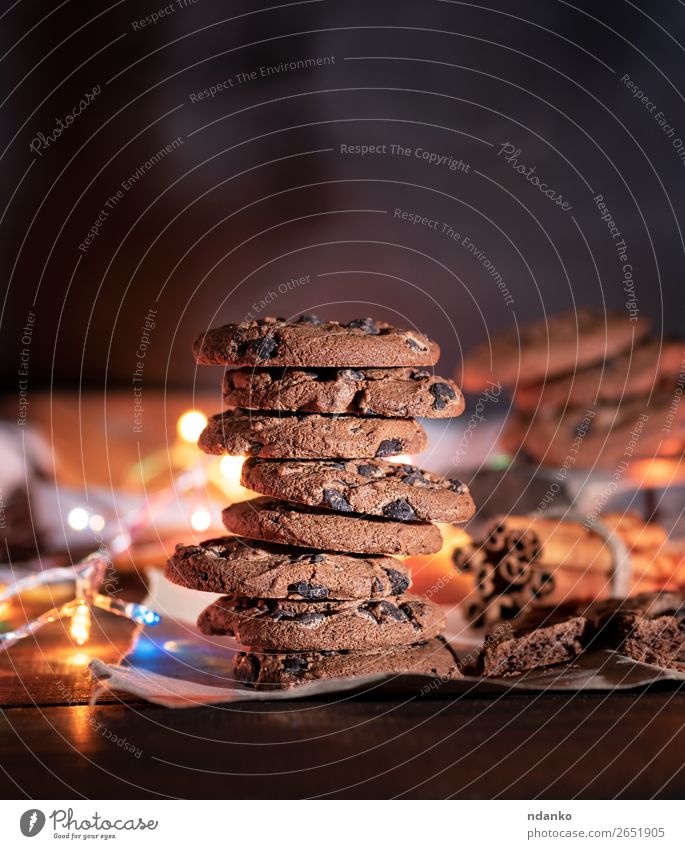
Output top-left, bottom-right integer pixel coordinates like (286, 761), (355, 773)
(1, 0), (683, 392)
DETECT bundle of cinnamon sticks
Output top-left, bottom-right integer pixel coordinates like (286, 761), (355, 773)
(453, 512), (684, 627)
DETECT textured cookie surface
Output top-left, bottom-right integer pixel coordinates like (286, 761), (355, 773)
(198, 593), (446, 650)
(233, 638), (463, 687)
(222, 497), (443, 555)
(482, 617), (588, 677)
(515, 592), (685, 670)
(241, 458), (475, 523)
(198, 410), (427, 459)
(609, 614), (685, 668)
(587, 592), (685, 668)
(223, 366), (464, 418)
(462, 310), (650, 391)
(165, 535), (411, 600)
(194, 315), (439, 367)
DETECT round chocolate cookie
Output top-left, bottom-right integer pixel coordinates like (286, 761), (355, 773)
(223, 366), (464, 418)
(222, 497), (443, 555)
(241, 458), (475, 523)
(233, 637), (462, 687)
(198, 410), (427, 459)
(197, 593), (446, 651)
(193, 315), (439, 368)
(514, 339), (685, 413)
(462, 310), (650, 391)
(502, 392), (685, 471)
(165, 535), (411, 600)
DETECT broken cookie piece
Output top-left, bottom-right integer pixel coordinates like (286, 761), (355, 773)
(482, 616), (588, 678)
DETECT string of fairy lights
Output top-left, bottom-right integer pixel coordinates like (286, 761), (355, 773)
(0, 409), (252, 654)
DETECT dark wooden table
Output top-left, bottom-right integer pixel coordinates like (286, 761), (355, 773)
(2, 609), (684, 799)
(3, 688), (685, 799)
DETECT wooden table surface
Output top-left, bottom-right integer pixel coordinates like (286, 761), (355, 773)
(2, 688), (685, 799)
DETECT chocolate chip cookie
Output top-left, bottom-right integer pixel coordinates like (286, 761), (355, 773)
(241, 458), (475, 523)
(233, 637), (463, 687)
(198, 410), (427, 459)
(165, 535), (411, 600)
(462, 310), (650, 391)
(502, 391), (685, 470)
(194, 315), (440, 367)
(514, 339), (685, 413)
(223, 366), (464, 418)
(198, 593), (446, 650)
(222, 497), (443, 555)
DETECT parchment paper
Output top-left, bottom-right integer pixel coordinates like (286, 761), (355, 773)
(89, 569), (685, 708)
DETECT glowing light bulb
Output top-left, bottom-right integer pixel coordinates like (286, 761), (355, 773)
(488, 452), (511, 471)
(219, 454), (245, 484)
(387, 454), (413, 466)
(111, 531), (132, 554)
(89, 513), (105, 533)
(70, 603), (91, 646)
(190, 507), (211, 531)
(177, 410), (207, 443)
(130, 606), (161, 626)
(68, 507), (90, 531)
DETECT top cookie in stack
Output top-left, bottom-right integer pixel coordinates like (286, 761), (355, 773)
(193, 314), (441, 368)
(166, 314), (474, 688)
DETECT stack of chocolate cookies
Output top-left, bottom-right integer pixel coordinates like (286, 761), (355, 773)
(166, 315), (475, 687)
(462, 309), (685, 471)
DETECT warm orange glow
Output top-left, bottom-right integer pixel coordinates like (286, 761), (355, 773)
(627, 457), (685, 488)
(386, 454), (413, 466)
(650, 549), (685, 587)
(207, 455), (254, 503)
(190, 507), (212, 531)
(177, 409), (207, 443)
(67, 507), (90, 531)
(662, 438), (683, 455)
(219, 454), (245, 485)
(404, 525), (473, 603)
(69, 603), (91, 646)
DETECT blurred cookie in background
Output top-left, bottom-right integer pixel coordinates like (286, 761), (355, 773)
(461, 309), (650, 393)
